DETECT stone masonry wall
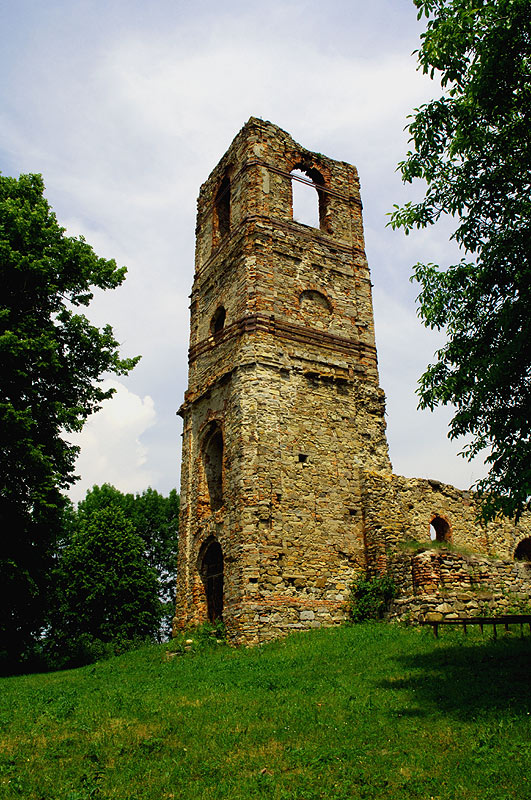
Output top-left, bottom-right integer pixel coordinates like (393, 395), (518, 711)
(175, 117), (394, 643)
(360, 468), (531, 623)
(360, 469), (531, 566)
(390, 550), (531, 623)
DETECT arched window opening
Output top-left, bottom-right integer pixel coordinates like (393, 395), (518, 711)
(199, 539), (224, 622)
(215, 175), (231, 240)
(430, 515), (451, 542)
(514, 538), (531, 562)
(290, 166), (326, 230)
(210, 305), (226, 335)
(202, 424), (224, 512)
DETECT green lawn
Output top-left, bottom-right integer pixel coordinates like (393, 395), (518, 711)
(1, 624), (530, 799)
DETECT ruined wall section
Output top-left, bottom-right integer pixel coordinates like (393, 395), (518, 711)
(359, 469), (531, 623)
(391, 551), (531, 622)
(361, 471), (531, 562)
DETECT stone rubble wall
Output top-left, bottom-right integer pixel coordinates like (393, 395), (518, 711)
(360, 469), (531, 566)
(390, 550), (531, 622)
(361, 468), (531, 624)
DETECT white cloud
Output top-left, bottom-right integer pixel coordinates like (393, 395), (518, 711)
(67, 381), (157, 503)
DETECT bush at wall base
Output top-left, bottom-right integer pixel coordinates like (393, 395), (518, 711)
(349, 575), (397, 622)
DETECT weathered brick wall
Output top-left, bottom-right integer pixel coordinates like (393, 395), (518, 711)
(174, 118), (531, 644)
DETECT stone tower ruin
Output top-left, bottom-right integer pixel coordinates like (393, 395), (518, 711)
(174, 118), (531, 644)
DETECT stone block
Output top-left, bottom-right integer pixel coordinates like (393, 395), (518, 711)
(435, 603), (454, 613)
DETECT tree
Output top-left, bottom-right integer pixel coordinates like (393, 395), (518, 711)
(45, 485), (179, 667)
(0, 173), (139, 669)
(75, 484), (180, 637)
(46, 505), (161, 668)
(389, 0), (531, 520)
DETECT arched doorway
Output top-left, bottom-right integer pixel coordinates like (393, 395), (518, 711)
(202, 424), (224, 512)
(514, 537), (531, 562)
(199, 539), (224, 622)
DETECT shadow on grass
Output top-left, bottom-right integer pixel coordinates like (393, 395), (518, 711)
(379, 633), (531, 721)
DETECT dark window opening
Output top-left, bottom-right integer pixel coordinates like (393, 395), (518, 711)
(203, 425), (224, 512)
(290, 165), (327, 231)
(200, 539), (223, 622)
(215, 175), (231, 239)
(430, 515), (451, 542)
(298, 453), (308, 463)
(515, 537), (531, 562)
(210, 305), (226, 335)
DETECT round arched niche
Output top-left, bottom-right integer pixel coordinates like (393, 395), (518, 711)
(299, 288), (333, 329)
(429, 514), (452, 543)
(210, 305), (226, 336)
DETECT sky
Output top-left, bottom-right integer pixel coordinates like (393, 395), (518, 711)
(1, 0), (487, 502)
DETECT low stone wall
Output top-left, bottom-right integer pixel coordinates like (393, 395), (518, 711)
(391, 590), (530, 624)
(389, 549), (531, 623)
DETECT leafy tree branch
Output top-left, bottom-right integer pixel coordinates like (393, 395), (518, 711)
(389, 0), (531, 520)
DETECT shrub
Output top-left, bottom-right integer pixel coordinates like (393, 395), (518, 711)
(350, 574), (397, 622)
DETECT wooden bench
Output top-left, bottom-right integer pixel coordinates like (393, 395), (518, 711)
(421, 614), (531, 638)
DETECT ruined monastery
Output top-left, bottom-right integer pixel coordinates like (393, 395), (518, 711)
(173, 118), (531, 644)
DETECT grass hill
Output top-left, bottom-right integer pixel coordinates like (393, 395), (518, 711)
(1, 623), (530, 800)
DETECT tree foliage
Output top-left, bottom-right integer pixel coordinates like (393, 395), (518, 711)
(46, 505), (162, 668)
(33, 485), (179, 669)
(350, 574), (397, 622)
(75, 484), (180, 637)
(389, 0), (531, 519)
(0, 173), (139, 669)
(77, 485), (179, 578)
